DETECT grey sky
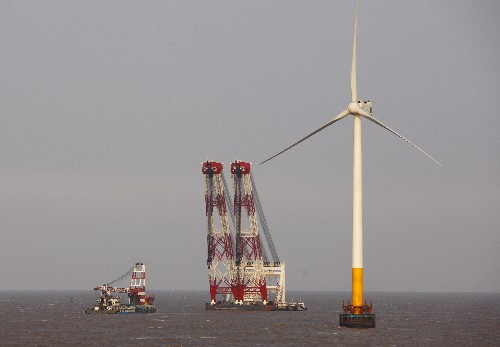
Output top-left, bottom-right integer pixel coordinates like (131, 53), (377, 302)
(1, 1), (498, 293)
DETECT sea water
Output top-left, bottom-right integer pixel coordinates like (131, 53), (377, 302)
(1, 291), (498, 346)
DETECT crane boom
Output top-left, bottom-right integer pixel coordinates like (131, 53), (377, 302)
(202, 160), (287, 309)
(105, 266), (134, 287)
(223, 170), (269, 263)
(251, 172), (280, 263)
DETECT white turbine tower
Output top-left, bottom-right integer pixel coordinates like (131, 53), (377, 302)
(261, 1), (440, 328)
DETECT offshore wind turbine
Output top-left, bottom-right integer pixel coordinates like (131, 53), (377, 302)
(260, 1), (440, 328)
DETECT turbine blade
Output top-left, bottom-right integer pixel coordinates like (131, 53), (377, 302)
(260, 109), (350, 165)
(350, 0), (359, 102)
(358, 109), (442, 166)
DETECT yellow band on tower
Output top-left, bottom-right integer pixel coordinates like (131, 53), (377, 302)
(352, 267), (363, 309)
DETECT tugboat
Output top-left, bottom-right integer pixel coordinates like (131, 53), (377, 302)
(286, 298), (307, 311)
(85, 263), (156, 314)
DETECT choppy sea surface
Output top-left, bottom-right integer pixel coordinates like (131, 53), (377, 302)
(0, 290), (498, 346)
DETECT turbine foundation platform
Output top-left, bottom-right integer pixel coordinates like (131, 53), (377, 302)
(340, 300), (375, 328)
(339, 313), (376, 328)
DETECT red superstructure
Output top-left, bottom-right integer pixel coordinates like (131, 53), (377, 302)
(203, 160), (278, 308)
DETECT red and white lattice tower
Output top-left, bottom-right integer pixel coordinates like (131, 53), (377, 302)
(202, 161), (236, 304)
(128, 263), (147, 305)
(231, 160), (267, 304)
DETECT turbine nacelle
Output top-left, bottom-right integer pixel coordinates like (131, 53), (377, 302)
(348, 100), (373, 115)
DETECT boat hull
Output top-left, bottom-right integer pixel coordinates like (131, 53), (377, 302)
(85, 308), (118, 314)
(206, 302), (306, 311)
(85, 305), (156, 314)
